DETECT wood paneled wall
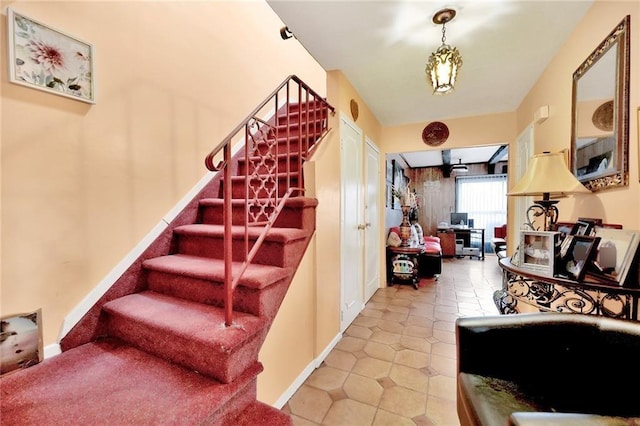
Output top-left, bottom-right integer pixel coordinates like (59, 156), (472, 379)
(405, 164), (502, 236)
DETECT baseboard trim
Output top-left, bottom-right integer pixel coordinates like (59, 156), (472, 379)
(44, 342), (61, 359)
(272, 332), (342, 409)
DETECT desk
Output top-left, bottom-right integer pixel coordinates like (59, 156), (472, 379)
(387, 245), (424, 289)
(437, 227), (485, 260)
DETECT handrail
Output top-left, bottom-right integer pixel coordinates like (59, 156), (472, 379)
(204, 75), (335, 326)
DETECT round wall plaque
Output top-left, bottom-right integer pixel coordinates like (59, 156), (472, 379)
(350, 99), (359, 122)
(422, 122), (449, 146)
(592, 100), (613, 132)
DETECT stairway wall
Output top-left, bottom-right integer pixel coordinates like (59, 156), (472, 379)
(2, 1), (327, 349)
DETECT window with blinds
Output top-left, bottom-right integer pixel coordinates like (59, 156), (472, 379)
(455, 174), (508, 234)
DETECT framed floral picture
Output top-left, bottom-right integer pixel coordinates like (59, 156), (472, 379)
(7, 8), (95, 103)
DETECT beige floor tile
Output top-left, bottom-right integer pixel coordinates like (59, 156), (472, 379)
(432, 327), (456, 344)
(379, 386), (427, 418)
(290, 413), (321, 426)
(369, 330), (402, 345)
(403, 324), (433, 339)
(427, 374), (457, 401)
(287, 385), (333, 423)
(376, 319), (406, 334)
(352, 316), (380, 328)
(363, 341), (397, 362)
(305, 366), (349, 391)
(372, 409), (416, 426)
(381, 311), (408, 322)
(405, 315), (434, 328)
(352, 357), (393, 379)
(345, 324), (374, 339)
(395, 349), (429, 369)
(426, 394), (461, 426)
(399, 335), (431, 353)
(389, 364), (429, 392)
(429, 353), (457, 378)
(322, 399), (377, 426)
(431, 341), (457, 359)
(342, 373), (384, 406)
(335, 336), (367, 353)
(323, 349), (357, 372)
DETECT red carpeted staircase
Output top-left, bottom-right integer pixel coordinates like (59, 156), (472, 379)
(1, 76), (333, 425)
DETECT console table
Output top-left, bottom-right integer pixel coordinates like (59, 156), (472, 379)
(495, 257), (640, 321)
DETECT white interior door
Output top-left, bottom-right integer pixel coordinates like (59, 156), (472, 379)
(340, 115), (364, 331)
(515, 125), (534, 232)
(364, 138), (380, 302)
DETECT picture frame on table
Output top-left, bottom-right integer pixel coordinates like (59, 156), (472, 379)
(518, 231), (561, 277)
(591, 227), (640, 285)
(572, 220), (594, 236)
(7, 8), (95, 104)
(1, 309), (43, 377)
(556, 235), (600, 281)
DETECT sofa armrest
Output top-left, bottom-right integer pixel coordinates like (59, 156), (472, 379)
(457, 313), (640, 416)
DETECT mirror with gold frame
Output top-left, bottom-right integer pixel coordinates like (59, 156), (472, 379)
(570, 15), (630, 192)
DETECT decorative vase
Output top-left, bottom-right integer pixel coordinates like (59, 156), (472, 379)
(399, 205), (412, 247)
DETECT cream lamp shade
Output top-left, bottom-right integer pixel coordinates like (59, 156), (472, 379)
(508, 152), (590, 198)
(509, 152), (590, 231)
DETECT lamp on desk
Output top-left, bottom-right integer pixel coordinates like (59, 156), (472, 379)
(508, 152), (590, 231)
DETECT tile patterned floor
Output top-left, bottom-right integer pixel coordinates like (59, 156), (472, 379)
(282, 256), (504, 426)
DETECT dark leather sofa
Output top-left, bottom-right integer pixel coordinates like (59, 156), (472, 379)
(456, 313), (640, 425)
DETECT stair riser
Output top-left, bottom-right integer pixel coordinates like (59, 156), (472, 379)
(237, 156), (300, 176)
(176, 235), (308, 268)
(209, 378), (258, 425)
(146, 270), (289, 318)
(228, 177), (300, 199)
(106, 314), (268, 383)
(200, 203), (315, 228)
(251, 137), (312, 157)
(276, 106), (328, 124)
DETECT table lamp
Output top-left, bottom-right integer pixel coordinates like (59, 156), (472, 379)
(508, 152), (590, 231)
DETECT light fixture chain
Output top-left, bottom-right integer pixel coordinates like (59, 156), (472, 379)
(441, 22), (447, 44)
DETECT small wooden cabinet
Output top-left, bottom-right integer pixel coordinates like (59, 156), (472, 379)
(387, 246), (424, 289)
(437, 231), (456, 257)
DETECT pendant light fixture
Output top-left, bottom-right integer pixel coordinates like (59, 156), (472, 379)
(425, 8), (462, 94)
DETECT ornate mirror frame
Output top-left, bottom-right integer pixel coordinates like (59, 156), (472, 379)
(570, 15), (630, 192)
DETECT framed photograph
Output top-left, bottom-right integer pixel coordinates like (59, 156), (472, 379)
(1, 309), (43, 377)
(556, 235), (600, 281)
(7, 8), (95, 104)
(592, 227), (640, 285)
(519, 231), (560, 277)
(571, 220), (594, 236)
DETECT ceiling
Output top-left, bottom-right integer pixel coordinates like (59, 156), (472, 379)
(267, 1), (594, 168)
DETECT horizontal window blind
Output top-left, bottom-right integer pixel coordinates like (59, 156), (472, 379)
(456, 174), (508, 236)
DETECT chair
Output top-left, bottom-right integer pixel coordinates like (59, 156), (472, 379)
(456, 313), (640, 426)
(491, 224), (507, 255)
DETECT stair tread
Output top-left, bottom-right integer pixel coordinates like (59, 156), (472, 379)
(0, 338), (262, 425)
(143, 254), (289, 290)
(199, 197), (318, 208)
(103, 291), (268, 349)
(174, 223), (309, 242)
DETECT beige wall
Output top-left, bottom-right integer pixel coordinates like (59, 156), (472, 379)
(1, 0), (328, 406)
(511, 0), (639, 250)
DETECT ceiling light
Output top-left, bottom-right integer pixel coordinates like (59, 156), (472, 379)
(451, 159), (468, 173)
(425, 8), (462, 94)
